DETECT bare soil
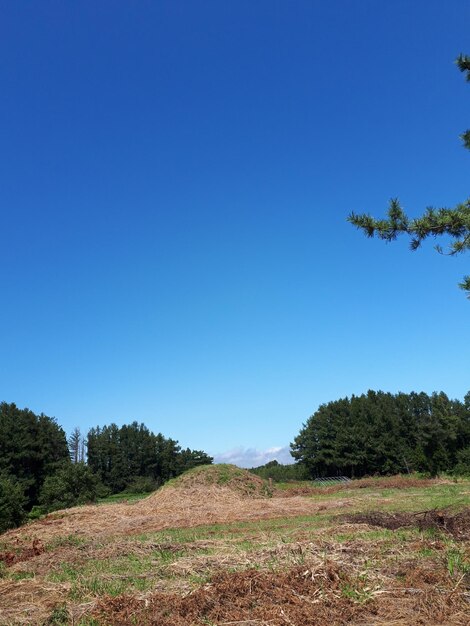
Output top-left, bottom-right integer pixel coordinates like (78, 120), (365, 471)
(341, 509), (470, 540)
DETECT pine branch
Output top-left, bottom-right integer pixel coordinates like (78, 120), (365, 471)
(456, 54), (470, 80)
(348, 55), (470, 297)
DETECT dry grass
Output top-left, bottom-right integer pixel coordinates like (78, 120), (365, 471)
(0, 487), (350, 549)
(91, 559), (470, 626)
(161, 464), (273, 498)
(1, 468), (470, 625)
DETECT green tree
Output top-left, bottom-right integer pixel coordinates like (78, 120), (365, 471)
(291, 390), (469, 478)
(0, 403), (69, 508)
(87, 422), (213, 493)
(153, 434), (181, 484)
(348, 55), (470, 295)
(39, 462), (99, 512)
(250, 460), (308, 482)
(291, 397), (350, 477)
(178, 448), (214, 473)
(455, 392), (470, 454)
(453, 446), (470, 475)
(0, 474), (27, 532)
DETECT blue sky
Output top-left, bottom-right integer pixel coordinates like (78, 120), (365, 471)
(1, 1), (469, 467)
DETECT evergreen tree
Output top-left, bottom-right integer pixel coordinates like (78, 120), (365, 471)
(39, 462), (99, 512)
(68, 427), (85, 463)
(86, 422), (212, 493)
(0, 403), (69, 507)
(348, 55), (470, 296)
(0, 474), (27, 532)
(178, 448), (213, 473)
(250, 460), (308, 482)
(291, 390), (469, 478)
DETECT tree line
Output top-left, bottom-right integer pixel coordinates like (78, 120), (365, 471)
(86, 422), (212, 493)
(291, 390), (470, 478)
(0, 402), (212, 532)
(3, 390), (470, 533)
(250, 459), (308, 482)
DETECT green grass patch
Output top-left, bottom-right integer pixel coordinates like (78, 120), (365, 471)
(46, 534), (88, 551)
(47, 553), (167, 601)
(97, 491), (149, 504)
(9, 570), (35, 580)
(446, 548), (470, 578)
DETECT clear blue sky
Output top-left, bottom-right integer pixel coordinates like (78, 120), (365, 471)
(1, 1), (469, 466)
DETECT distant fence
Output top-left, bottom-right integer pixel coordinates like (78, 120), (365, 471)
(312, 476), (351, 486)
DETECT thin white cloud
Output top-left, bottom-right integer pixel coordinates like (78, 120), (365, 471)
(213, 445), (293, 468)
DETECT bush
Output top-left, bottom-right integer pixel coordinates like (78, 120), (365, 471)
(95, 481), (112, 499)
(27, 505), (46, 520)
(453, 447), (470, 476)
(123, 476), (159, 494)
(39, 462), (99, 512)
(0, 474), (27, 533)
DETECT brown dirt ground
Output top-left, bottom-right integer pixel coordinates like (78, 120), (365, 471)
(341, 508), (470, 541)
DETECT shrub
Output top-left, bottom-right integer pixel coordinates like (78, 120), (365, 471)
(0, 474), (27, 533)
(453, 447), (470, 476)
(39, 462), (99, 512)
(27, 505), (45, 520)
(123, 476), (159, 494)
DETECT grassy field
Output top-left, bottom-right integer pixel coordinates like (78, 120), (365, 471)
(1, 468), (470, 625)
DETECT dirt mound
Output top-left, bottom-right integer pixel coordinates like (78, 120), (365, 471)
(341, 507), (470, 540)
(136, 465), (274, 521)
(147, 464), (273, 502)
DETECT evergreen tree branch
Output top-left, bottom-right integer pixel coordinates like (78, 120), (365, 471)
(348, 55), (470, 297)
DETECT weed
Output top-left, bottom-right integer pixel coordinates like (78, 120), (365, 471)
(43, 604), (69, 625)
(10, 570), (35, 580)
(154, 547), (183, 562)
(418, 546), (435, 558)
(47, 534), (87, 550)
(341, 582), (373, 603)
(446, 548), (470, 578)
